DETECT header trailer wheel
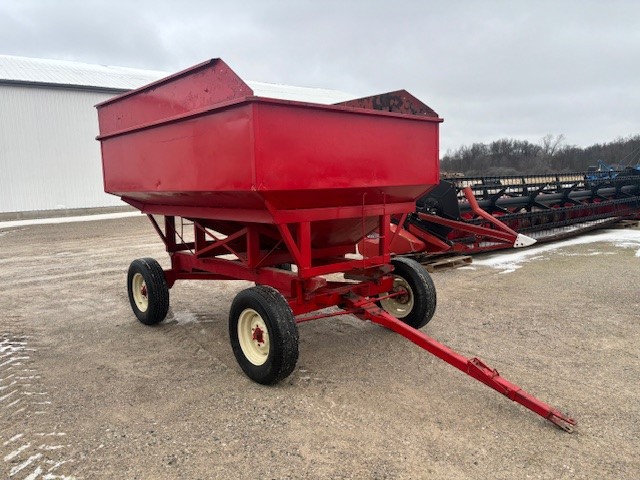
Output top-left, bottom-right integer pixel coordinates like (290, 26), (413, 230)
(379, 257), (436, 329)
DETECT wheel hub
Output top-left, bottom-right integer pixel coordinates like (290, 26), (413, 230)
(379, 276), (414, 319)
(252, 325), (265, 345)
(131, 273), (149, 312)
(238, 308), (270, 366)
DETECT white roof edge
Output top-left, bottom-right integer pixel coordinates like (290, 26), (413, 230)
(0, 54), (167, 90)
(247, 80), (354, 105)
(0, 54), (355, 103)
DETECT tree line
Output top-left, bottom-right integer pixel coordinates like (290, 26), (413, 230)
(440, 134), (640, 176)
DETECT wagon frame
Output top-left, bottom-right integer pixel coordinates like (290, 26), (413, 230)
(97, 58), (575, 431)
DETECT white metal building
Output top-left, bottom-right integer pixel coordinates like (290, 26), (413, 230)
(0, 55), (167, 216)
(0, 55), (353, 217)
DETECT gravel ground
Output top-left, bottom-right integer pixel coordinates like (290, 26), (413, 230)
(0, 216), (638, 479)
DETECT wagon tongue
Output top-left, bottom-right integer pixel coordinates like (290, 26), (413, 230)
(345, 294), (576, 432)
(547, 412), (577, 433)
(464, 357), (576, 433)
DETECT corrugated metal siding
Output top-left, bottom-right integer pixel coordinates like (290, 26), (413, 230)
(0, 85), (123, 213)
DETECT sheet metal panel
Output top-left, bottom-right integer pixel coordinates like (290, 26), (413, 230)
(99, 97), (441, 211)
(97, 59), (442, 222)
(0, 85), (123, 213)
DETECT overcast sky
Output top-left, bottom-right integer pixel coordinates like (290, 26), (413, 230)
(1, 0), (638, 154)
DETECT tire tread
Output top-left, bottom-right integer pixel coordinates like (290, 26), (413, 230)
(229, 285), (298, 384)
(127, 257), (170, 325)
(387, 257), (437, 329)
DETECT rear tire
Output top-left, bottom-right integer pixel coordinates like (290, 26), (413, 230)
(379, 257), (436, 329)
(229, 286), (299, 384)
(127, 258), (170, 325)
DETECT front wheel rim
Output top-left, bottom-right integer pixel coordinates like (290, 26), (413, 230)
(237, 308), (270, 366)
(380, 277), (414, 319)
(132, 273), (148, 312)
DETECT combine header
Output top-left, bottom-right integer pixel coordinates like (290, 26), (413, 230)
(364, 168), (640, 258)
(96, 59), (576, 431)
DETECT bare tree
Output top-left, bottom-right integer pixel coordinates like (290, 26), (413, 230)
(540, 133), (566, 157)
(440, 134), (639, 175)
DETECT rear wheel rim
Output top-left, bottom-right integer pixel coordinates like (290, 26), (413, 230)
(132, 273), (148, 312)
(380, 277), (414, 319)
(237, 308), (270, 366)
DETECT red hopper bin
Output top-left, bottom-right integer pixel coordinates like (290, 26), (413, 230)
(96, 59), (575, 431)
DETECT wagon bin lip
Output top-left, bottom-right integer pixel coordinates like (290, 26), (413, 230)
(94, 57), (443, 140)
(95, 95), (442, 142)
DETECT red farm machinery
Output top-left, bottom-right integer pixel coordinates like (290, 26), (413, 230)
(96, 59), (576, 431)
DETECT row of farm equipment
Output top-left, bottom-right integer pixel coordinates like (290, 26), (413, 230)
(95, 58), (638, 433)
(362, 165), (640, 259)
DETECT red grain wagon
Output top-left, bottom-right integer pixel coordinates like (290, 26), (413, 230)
(96, 59), (574, 431)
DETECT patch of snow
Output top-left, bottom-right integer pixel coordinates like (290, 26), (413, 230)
(9, 452), (43, 476)
(4, 443), (30, 461)
(498, 266), (521, 274)
(0, 211), (142, 230)
(172, 311), (199, 325)
(3, 434), (23, 446)
(473, 229), (640, 272)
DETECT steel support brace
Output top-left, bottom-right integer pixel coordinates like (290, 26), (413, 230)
(344, 295), (576, 432)
(415, 213), (515, 245)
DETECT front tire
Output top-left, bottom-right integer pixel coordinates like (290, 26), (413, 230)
(379, 257), (436, 329)
(127, 258), (170, 325)
(229, 286), (299, 385)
